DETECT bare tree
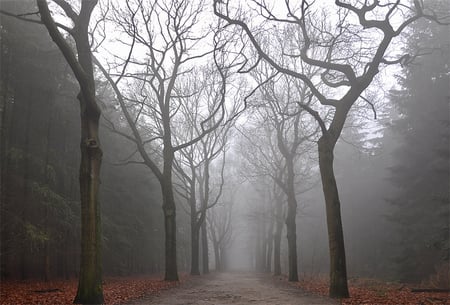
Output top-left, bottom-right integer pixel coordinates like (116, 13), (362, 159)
(238, 65), (318, 281)
(271, 181), (285, 276)
(19, 1), (105, 303)
(173, 102), (232, 275)
(208, 197), (234, 271)
(95, 0), (233, 281)
(197, 148), (227, 274)
(214, 0), (449, 297)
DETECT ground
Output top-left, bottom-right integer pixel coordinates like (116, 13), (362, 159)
(1, 272), (448, 304)
(126, 272), (338, 305)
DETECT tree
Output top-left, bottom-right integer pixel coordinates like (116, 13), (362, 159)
(387, 7), (450, 282)
(214, 0), (448, 297)
(173, 91), (232, 275)
(237, 122), (289, 275)
(35, 1), (104, 303)
(258, 74), (318, 281)
(208, 197), (234, 271)
(238, 63), (318, 280)
(0, 3), (169, 281)
(95, 0), (232, 281)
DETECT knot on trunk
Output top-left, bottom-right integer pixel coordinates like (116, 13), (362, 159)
(85, 138), (99, 148)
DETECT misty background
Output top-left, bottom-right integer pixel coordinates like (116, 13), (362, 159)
(1, 0), (448, 290)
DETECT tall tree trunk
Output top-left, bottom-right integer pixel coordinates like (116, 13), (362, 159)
(285, 158), (298, 282)
(36, 0), (104, 302)
(190, 222), (200, 275)
(74, 94), (104, 304)
(201, 220), (209, 274)
(273, 198), (283, 276)
(255, 218), (263, 271)
(189, 175), (200, 275)
(219, 245), (227, 270)
(162, 148), (178, 281)
(261, 211), (267, 271)
(213, 240), (220, 271)
(318, 135), (349, 298)
(265, 212), (274, 273)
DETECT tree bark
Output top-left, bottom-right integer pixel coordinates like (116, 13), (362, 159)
(318, 135), (349, 298)
(273, 198), (283, 276)
(219, 245), (227, 270)
(189, 172), (201, 276)
(285, 158), (298, 282)
(190, 221), (200, 275)
(74, 94), (103, 304)
(213, 241), (221, 271)
(162, 147), (178, 281)
(201, 219), (209, 274)
(36, 0), (104, 302)
(265, 212), (274, 273)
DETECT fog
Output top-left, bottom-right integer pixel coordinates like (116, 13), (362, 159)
(1, 1), (448, 304)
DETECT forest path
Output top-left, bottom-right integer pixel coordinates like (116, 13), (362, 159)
(127, 272), (338, 305)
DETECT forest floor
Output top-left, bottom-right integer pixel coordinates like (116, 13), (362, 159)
(0, 274), (183, 305)
(127, 272), (338, 305)
(294, 275), (450, 305)
(1, 272), (448, 304)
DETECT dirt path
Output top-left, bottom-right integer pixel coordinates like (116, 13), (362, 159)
(127, 272), (338, 305)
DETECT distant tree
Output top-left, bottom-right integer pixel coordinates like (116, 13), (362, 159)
(258, 74), (318, 281)
(208, 197), (234, 271)
(173, 96), (232, 275)
(237, 126), (286, 273)
(197, 148), (227, 274)
(387, 7), (450, 282)
(238, 63), (318, 280)
(214, 0), (449, 297)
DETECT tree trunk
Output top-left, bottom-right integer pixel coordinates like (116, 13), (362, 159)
(190, 221), (200, 275)
(273, 200), (283, 276)
(74, 94), (104, 304)
(261, 212), (268, 271)
(285, 201), (298, 281)
(318, 136), (349, 298)
(162, 149), (179, 281)
(285, 158), (298, 282)
(36, 0), (104, 302)
(189, 174), (201, 275)
(219, 245), (227, 270)
(213, 241), (220, 271)
(265, 213), (274, 273)
(201, 220), (209, 274)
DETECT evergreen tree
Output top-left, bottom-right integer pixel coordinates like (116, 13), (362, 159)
(387, 9), (450, 282)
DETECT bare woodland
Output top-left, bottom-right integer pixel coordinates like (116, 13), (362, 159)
(0, 0), (448, 304)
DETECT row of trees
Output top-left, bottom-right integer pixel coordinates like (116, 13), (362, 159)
(1, 0), (448, 303)
(0, 0), (173, 280)
(1, 1), (237, 303)
(214, 0), (449, 298)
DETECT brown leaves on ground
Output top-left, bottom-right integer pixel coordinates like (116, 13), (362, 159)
(0, 274), (186, 305)
(293, 276), (449, 305)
